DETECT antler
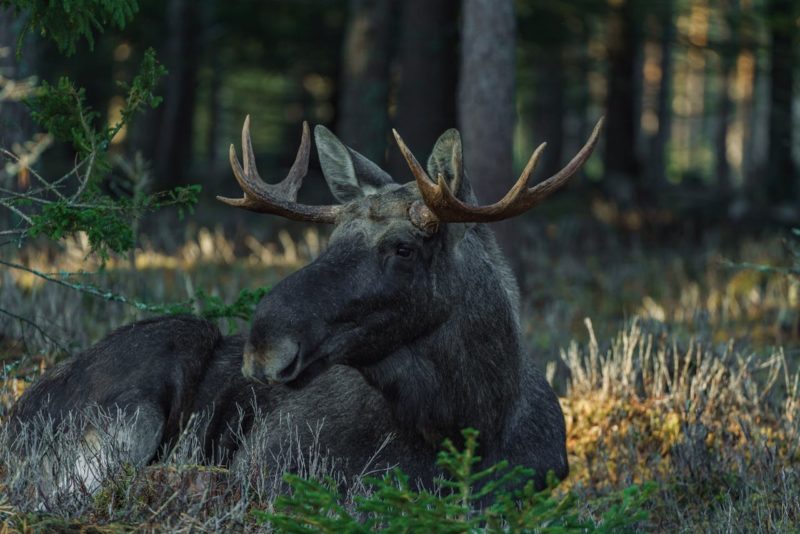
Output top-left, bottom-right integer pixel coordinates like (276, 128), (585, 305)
(217, 116), (341, 223)
(393, 117), (604, 224)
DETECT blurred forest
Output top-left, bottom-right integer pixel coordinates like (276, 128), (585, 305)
(3, 0), (799, 232)
(2, 1), (800, 530)
(1, 0), (799, 378)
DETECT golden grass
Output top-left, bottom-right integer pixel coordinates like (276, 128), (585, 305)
(8, 227), (325, 289)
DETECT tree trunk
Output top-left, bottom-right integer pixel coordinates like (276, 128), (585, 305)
(459, 0), (516, 261)
(604, 0), (640, 185)
(531, 51), (564, 178)
(650, 0), (673, 187)
(766, 0), (797, 204)
(204, 1), (222, 170)
(205, 50), (222, 168)
(0, 7), (35, 155)
(715, 60), (733, 192)
(337, 0), (396, 165)
(153, 0), (199, 188)
(388, 0), (458, 181)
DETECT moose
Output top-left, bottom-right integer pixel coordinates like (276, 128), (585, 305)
(10, 115), (603, 493)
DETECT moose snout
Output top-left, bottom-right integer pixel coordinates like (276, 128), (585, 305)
(242, 337), (302, 383)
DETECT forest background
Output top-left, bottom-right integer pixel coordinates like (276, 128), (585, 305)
(1, 0), (800, 531)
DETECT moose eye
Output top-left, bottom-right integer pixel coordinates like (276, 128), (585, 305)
(395, 244), (414, 259)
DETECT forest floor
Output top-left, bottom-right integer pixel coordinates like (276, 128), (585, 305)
(0, 214), (798, 532)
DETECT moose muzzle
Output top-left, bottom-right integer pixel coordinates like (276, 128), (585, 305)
(242, 337), (303, 383)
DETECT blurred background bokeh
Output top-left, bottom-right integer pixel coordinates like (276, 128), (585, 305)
(5, 0), (798, 216)
(1, 0), (799, 367)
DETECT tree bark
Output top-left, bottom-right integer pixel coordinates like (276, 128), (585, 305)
(388, 0), (458, 181)
(766, 0), (797, 204)
(650, 0), (673, 187)
(458, 0), (516, 261)
(153, 0), (200, 188)
(531, 51), (564, 178)
(337, 0), (396, 165)
(604, 0), (640, 184)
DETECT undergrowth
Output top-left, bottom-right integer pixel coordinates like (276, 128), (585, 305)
(2, 316), (798, 531)
(257, 429), (653, 533)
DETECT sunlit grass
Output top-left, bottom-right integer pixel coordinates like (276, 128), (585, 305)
(520, 221), (799, 358)
(8, 226), (325, 289)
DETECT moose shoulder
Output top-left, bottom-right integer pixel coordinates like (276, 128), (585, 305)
(11, 116), (603, 491)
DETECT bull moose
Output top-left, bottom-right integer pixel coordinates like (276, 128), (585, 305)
(10, 115), (603, 493)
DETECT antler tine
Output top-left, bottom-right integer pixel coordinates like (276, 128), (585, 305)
(392, 129), (440, 201)
(499, 141), (548, 211)
(280, 121), (311, 200)
(241, 115), (258, 186)
(524, 116), (604, 206)
(217, 117), (340, 223)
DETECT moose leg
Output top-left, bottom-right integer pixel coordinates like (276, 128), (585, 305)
(9, 316), (224, 505)
(61, 402), (166, 497)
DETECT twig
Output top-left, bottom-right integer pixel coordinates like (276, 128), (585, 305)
(0, 306), (70, 354)
(722, 259), (800, 278)
(0, 186), (55, 203)
(70, 92), (97, 201)
(0, 201), (33, 224)
(1, 144), (67, 202)
(0, 229), (25, 237)
(0, 257), (179, 314)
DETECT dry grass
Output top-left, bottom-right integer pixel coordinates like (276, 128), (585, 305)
(520, 219), (799, 361)
(2, 318), (797, 531)
(0, 226), (324, 362)
(562, 318), (800, 532)
(0, 405), (389, 532)
(1, 222), (799, 531)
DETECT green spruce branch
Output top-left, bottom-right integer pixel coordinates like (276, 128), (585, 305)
(3, 0), (139, 56)
(257, 429), (656, 533)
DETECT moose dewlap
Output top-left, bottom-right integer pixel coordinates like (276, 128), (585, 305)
(10, 115), (603, 496)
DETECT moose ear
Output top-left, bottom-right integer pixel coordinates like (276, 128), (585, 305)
(314, 125), (395, 203)
(427, 128), (475, 203)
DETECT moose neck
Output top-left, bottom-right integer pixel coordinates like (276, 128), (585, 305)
(359, 225), (523, 450)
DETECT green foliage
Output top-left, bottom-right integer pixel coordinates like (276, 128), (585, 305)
(28, 201), (134, 259)
(4, 0), (139, 56)
(18, 49), (190, 262)
(111, 49), (166, 136)
(256, 429), (655, 533)
(154, 286), (271, 332)
(27, 77), (99, 156)
(194, 287), (271, 331)
(27, 48), (166, 168)
(26, 185), (200, 260)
